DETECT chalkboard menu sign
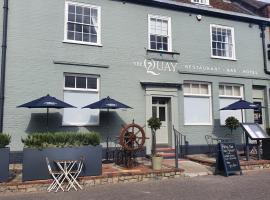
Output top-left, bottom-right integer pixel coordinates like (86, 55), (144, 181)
(215, 143), (242, 176)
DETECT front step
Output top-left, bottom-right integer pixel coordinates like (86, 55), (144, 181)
(156, 148), (175, 159)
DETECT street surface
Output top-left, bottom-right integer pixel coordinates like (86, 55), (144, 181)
(2, 170), (270, 200)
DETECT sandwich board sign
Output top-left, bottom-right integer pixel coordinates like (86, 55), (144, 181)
(215, 143), (242, 177)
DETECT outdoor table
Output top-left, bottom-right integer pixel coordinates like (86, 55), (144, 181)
(53, 159), (83, 192)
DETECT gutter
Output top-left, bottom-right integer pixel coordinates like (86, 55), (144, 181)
(115, 0), (270, 25)
(259, 24), (270, 75)
(0, 0), (9, 132)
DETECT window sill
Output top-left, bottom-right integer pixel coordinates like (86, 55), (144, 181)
(63, 40), (103, 47)
(62, 123), (100, 127)
(211, 56), (237, 61)
(146, 49), (180, 55)
(184, 123), (212, 126)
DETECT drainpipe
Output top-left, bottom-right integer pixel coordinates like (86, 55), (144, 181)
(260, 23), (270, 75)
(0, 0), (9, 132)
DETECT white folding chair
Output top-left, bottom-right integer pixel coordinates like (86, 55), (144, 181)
(46, 157), (65, 192)
(67, 157), (84, 191)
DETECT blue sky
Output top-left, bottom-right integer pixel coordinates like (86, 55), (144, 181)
(258, 0), (270, 3)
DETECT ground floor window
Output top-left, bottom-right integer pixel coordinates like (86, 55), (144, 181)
(183, 82), (212, 125)
(219, 84), (243, 125)
(62, 74), (100, 126)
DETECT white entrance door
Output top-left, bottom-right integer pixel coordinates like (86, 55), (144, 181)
(152, 97), (169, 144)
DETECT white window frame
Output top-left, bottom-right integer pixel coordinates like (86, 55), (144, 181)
(148, 14), (172, 52)
(64, 1), (102, 46)
(219, 83), (244, 125)
(210, 24), (236, 60)
(64, 73), (99, 92)
(63, 73), (100, 126)
(183, 82), (212, 125)
(191, 0), (209, 6)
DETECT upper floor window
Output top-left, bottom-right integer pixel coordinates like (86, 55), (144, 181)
(148, 15), (172, 52)
(65, 2), (101, 45)
(210, 24), (235, 60)
(191, 0), (209, 5)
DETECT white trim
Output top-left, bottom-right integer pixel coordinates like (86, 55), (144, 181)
(210, 24), (236, 60)
(64, 1), (101, 46)
(183, 81), (212, 126)
(218, 83), (243, 98)
(148, 14), (172, 52)
(64, 74), (99, 92)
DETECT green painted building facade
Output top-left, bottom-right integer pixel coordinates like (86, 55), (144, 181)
(1, 0), (270, 155)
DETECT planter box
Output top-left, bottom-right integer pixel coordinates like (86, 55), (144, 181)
(22, 145), (102, 181)
(0, 147), (9, 182)
(262, 139), (270, 160)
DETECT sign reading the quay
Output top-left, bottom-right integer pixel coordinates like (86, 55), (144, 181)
(133, 59), (177, 76)
(133, 59), (259, 76)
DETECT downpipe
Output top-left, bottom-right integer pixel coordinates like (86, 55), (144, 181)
(0, 0), (9, 132)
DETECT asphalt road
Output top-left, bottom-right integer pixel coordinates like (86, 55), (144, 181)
(2, 170), (270, 200)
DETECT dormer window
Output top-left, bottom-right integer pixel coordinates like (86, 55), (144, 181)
(191, 0), (209, 6)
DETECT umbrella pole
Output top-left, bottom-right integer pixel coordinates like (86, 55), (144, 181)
(47, 108), (49, 132)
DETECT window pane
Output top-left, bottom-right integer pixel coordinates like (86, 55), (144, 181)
(75, 32), (82, 41)
(219, 85), (225, 95)
(90, 34), (97, 43)
(200, 84), (209, 94)
(67, 31), (74, 40)
(76, 77), (86, 88)
(65, 76), (75, 88)
(83, 34), (90, 42)
(234, 86), (241, 96)
(150, 42), (156, 50)
(91, 9), (98, 18)
(63, 91), (99, 125)
(76, 6), (83, 14)
(83, 25), (90, 33)
(225, 86), (233, 96)
(220, 98), (242, 125)
(150, 35), (156, 42)
(68, 13), (75, 22)
(157, 43), (162, 50)
(76, 14), (82, 23)
(68, 23), (75, 31)
(183, 83), (191, 94)
(83, 16), (90, 24)
(159, 107), (166, 121)
(184, 97), (211, 124)
(163, 43), (168, 51)
(192, 84), (200, 94)
(90, 26), (97, 34)
(68, 5), (75, 13)
(152, 106), (157, 118)
(75, 24), (82, 32)
(84, 7), (90, 16)
(87, 77), (97, 89)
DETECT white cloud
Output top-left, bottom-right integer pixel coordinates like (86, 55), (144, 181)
(258, 0), (270, 3)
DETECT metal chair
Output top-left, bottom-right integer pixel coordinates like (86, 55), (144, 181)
(66, 157), (84, 191)
(45, 157), (64, 192)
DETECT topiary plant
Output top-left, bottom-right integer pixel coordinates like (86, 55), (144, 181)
(0, 133), (11, 148)
(147, 117), (162, 156)
(225, 116), (240, 135)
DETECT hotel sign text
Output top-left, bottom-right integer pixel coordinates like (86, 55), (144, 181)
(133, 59), (259, 76)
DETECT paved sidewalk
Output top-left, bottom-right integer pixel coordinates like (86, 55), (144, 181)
(163, 159), (214, 177)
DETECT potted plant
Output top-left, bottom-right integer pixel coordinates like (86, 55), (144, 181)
(21, 131), (102, 181)
(225, 116), (240, 136)
(147, 117), (162, 170)
(0, 133), (11, 182)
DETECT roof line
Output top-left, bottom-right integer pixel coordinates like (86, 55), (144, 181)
(115, 0), (270, 25)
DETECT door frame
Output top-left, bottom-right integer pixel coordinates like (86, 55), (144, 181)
(145, 86), (179, 155)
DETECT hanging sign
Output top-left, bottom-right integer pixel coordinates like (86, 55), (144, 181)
(215, 143), (242, 177)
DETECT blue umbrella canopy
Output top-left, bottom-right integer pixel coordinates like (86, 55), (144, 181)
(220, 100), (263, 111)
(18, 94), (76, 130)
(17, 94), (75, 109)
(82, 96), (132, 109)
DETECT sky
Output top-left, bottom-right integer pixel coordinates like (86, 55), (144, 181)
(258, 0), (270, 3)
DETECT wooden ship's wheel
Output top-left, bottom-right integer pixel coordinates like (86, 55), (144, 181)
(117, 122), (147, 168)
(119, 123), (146, 152)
